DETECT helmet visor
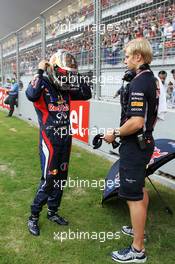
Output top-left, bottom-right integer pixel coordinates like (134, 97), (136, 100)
(63, 52), (78, 72)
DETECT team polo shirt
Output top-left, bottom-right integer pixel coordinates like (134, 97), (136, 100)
(121, 70), (158, 136)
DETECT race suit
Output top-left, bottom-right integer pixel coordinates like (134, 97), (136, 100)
(26, 69), (92, 215)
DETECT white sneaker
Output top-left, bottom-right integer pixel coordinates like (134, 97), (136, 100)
(121, 226), (147, 241)
(112, 245), (147, 263)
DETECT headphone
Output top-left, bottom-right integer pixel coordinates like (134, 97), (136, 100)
(122, 64), (151, 83)
(122, 70), (136, 82)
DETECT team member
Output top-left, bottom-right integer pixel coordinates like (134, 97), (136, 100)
(26, 50), (91, 236)
(104, 38), (158, 263)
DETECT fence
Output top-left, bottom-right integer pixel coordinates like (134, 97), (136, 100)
(0, 0), (175, 99)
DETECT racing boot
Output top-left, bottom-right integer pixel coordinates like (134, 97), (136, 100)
(47, 210), (68, 225)
(28, 215), (40, 236)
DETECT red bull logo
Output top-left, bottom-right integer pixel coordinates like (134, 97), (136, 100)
(149, 147), (168, 165)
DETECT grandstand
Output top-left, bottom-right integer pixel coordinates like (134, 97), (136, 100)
(0, 0), (174, 101)
(0, 0), (175, 86)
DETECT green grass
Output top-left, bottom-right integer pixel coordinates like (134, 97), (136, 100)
(0, 110), (175, 264)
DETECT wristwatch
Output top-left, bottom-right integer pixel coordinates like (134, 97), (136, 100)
(113, 128), (121, 138)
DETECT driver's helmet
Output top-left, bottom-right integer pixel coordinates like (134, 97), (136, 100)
(48, 49), (78, 90)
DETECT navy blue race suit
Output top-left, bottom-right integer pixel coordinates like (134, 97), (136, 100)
(26, 70), (92, 216)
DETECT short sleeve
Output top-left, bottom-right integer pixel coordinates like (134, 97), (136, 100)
(127, 79), (146, 117)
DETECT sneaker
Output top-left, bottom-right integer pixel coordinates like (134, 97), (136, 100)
(47, 213), (69, 225)
(121, 226), (147, 241)
(112, 245), (147, 263)
(28, 216), (40, 236)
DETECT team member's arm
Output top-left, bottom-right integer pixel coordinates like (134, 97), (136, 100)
(26, 60), (48, 102)
(104, 79), (146, 143)
(117, 116), (144, 136)
(104, 117), (145, 144)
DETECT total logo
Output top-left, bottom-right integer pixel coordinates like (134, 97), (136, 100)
(70, 101), (90, 144)
(70, 106), (84, 137)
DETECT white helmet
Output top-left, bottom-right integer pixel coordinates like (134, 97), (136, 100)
(47, 49), (78, 90)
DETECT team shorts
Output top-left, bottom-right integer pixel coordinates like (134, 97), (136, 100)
(118, 137), (154, 201)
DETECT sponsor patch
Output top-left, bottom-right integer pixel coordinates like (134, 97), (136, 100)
(131, 101), (144, 107)
(49, 169), (58, 176)
(131, 92), (144, 96)
(131, 108), (142, 111)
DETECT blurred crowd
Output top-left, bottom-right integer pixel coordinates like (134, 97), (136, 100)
(19, 48), (41, 75)
(44, 1), (175, 66)
(46, 0), (125, 37)
(157, 69), (175, 110)
(101, 2), (175, 64)
(2, 0), (175, 76)
(20, 1), (175, 71)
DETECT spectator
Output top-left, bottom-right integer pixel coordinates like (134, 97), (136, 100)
(19, 80), (24, 90)
(171, 69), (175, 107)
(4, 78), (11, 89)
(4, 78), (19, 117)
(157, 70), (167, 120)
(167, 81), (173, 104)
(158, 70), (167, 85)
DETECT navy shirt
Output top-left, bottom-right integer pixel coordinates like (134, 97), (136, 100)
(120, 70), (158, 136)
